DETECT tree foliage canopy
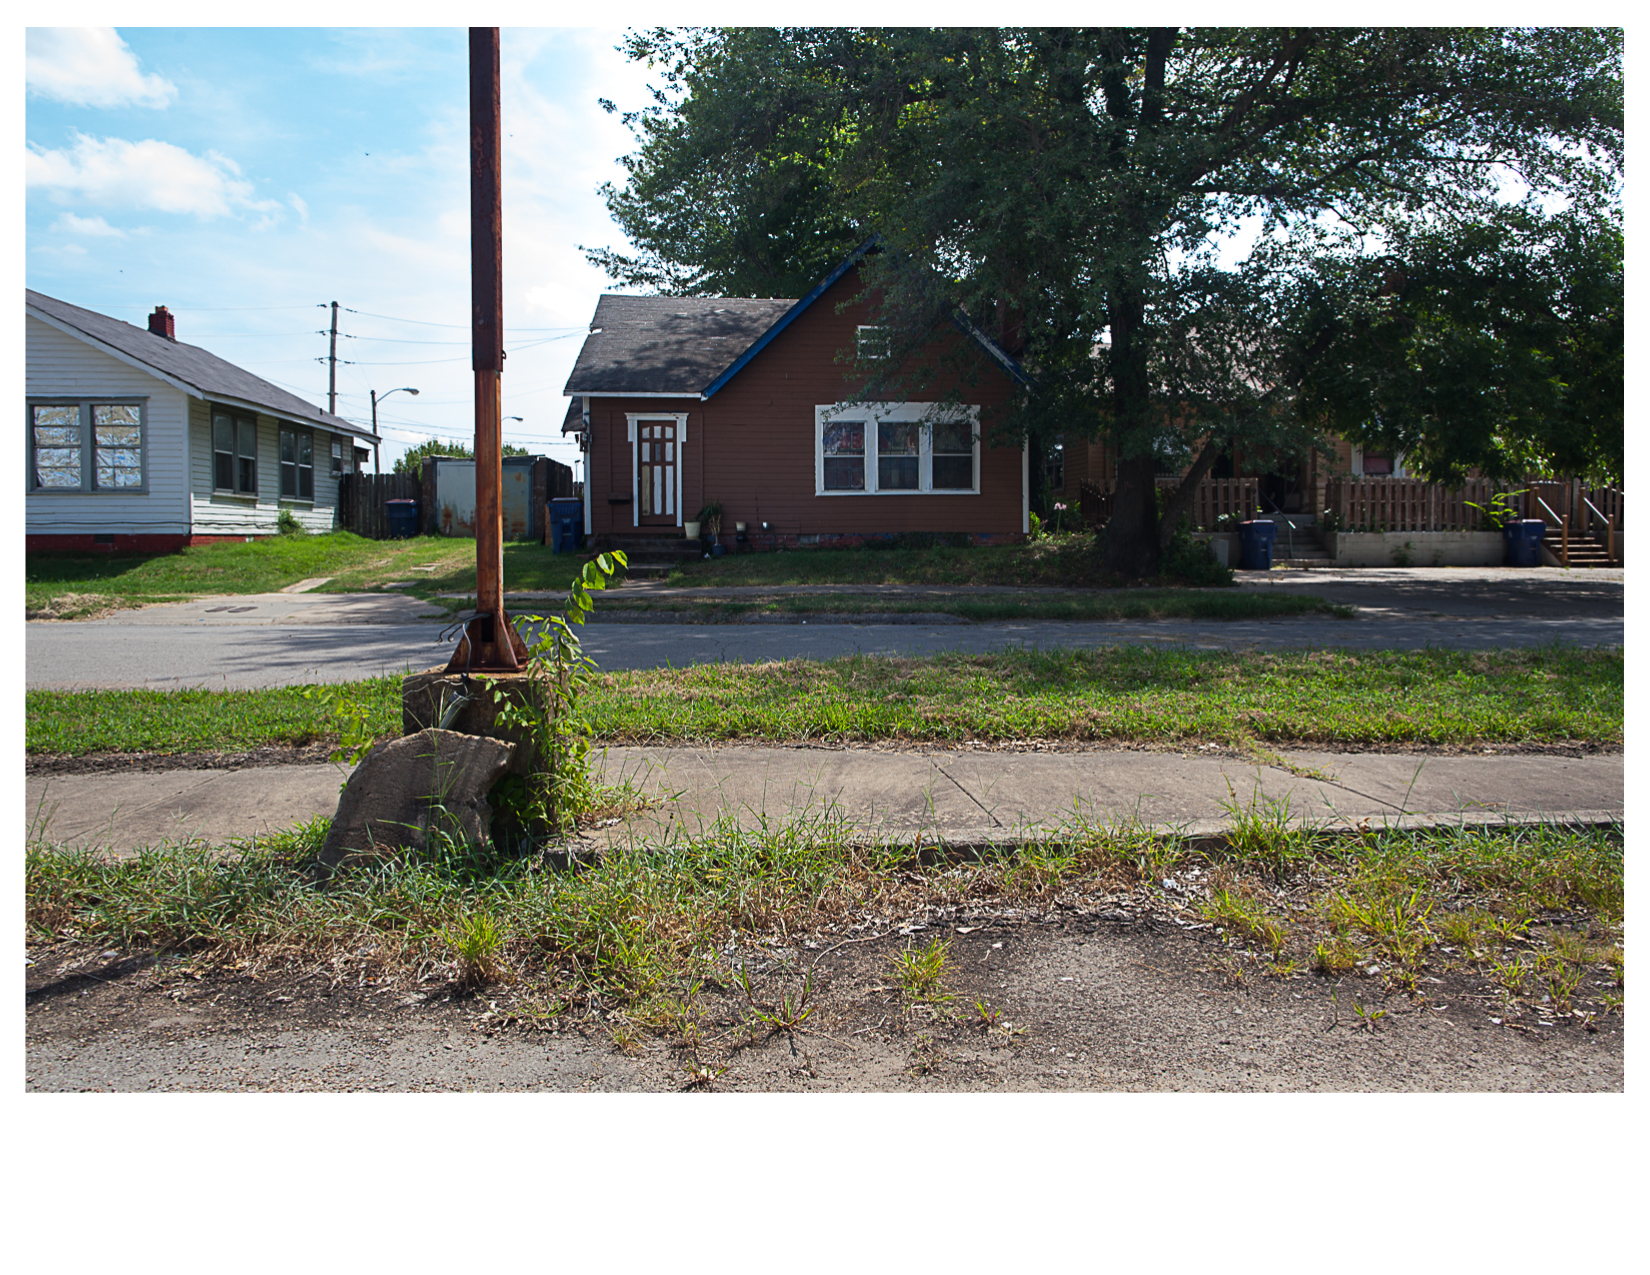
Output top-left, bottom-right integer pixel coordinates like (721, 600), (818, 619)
(393, 438), (529, 476)
(590, 27), (1622, 571)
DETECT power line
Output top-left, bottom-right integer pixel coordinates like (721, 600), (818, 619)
(342, 305), (581, 333)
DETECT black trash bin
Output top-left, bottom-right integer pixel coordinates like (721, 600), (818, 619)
(548, 498), (583, 553)
(1503, 519), (1546, 567)
(385, 499), (419, 540)
(1238, 519), (1278, 571)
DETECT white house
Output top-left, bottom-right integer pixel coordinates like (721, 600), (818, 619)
(26, 290), (378, 552)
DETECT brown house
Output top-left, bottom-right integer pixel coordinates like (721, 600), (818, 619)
(562, 241), (1032, 549)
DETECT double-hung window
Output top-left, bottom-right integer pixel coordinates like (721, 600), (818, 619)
(279, 426), (314, 500)
(816, 403), (980, 495)
(330, 439), (343, 477)
(213, 410), (258, 496)
(28, 400), (145, 492)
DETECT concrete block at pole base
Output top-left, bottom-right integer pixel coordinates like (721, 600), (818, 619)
(318, 729), (515, 872)
(402, 666), (542, 778)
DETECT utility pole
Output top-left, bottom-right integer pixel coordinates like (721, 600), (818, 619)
(328, 300), (339, 415)
(446, 26), (524, 673)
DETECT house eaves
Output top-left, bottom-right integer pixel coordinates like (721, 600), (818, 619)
(26, 291), (373, 442)
(699, 237), (881, 400)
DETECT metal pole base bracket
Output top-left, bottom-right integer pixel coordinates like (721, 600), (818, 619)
(446, 608), (528, 674)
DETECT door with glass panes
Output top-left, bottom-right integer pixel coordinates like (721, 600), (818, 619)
(636, 420), (677, 525)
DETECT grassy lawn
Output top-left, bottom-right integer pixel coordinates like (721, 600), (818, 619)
(664, 531), (1118, 588)
(26, 532), (594, 619)
(26, 812), (1624, 1033)
(596, 590), (1348, 623)
(27, 648), (1621, 757)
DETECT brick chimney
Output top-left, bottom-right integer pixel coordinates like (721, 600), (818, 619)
(147, 306), (175, 341)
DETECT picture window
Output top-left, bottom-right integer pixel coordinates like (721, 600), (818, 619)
(816, 404), (979, 496)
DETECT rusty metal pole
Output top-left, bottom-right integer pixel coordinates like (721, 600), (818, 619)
(448, 26), (524, 673)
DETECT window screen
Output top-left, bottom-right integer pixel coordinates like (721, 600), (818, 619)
(931, 421), (975, 490)
(822, 420), (865, 491)
(877, 421), (919, 490)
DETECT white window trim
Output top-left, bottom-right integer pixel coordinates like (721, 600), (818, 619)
(625, 412), (689, 528)
(814, 402), (981, 497)
(27, 397), (149, 495)
(855, 325), (889, 361)
(1350, 445), (1406, 479)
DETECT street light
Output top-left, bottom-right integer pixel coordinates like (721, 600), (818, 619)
(370, 386), (419, 476)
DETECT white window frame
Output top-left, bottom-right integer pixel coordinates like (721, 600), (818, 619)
(27, 398), (148, 494)
(1350, 444), (1406, 479)
(814, 402), (981, 497)
(625, 411), (689, 528)
(855, 325), (890, 361)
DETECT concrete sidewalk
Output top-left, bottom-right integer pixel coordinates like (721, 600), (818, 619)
(25, 745), (1623, 854)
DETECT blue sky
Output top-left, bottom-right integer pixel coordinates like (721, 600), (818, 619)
(25, 27), (659, 478)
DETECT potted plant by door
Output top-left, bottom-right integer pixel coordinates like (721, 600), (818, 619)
(697, 502), (723, 556)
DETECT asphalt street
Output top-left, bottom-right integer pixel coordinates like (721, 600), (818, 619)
(25, 567), (1623, 690)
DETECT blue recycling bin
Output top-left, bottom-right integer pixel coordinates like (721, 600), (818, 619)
(1238, 519), (1278, 570)
(548, 498), (583, 553)
(385, 499), (419, 540)
(1503, 519), (1546, 567)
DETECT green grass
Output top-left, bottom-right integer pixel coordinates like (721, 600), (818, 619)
(27, 676), (405, 755)
(597, 589), (1348, 623)
(26, 647), (1621, 757)
(26, 532), (594, 618)
(665, 531), (1126, 588)
(25, 812), (1624, 1031)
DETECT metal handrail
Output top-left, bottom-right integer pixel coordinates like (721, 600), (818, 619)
(1581, 494), (1615, 563)
(1533, 494), (1568, 566)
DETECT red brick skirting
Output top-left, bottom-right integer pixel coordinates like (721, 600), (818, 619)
(27, 533), (191, 554)
(26, 533), (276, 554)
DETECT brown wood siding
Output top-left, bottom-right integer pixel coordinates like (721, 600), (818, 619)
(585, 265), (1025, 540)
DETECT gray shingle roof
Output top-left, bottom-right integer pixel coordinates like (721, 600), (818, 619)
(563, 295), (796, 396)
(26, 289), (369, 438)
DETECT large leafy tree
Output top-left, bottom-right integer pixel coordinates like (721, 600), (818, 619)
(393, 438), (528, 476)
(590, 27), (1622, 573)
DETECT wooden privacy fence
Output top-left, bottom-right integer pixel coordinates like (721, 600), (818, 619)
(1188, 477), (1259, 528)
(337, 472), (422, 539)
(1079, 476), (1258, 529)
(1324, 477), (1517, 532)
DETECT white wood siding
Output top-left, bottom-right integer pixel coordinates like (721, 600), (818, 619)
(187, 400), (344, 535)
(26, 315), (191, 535)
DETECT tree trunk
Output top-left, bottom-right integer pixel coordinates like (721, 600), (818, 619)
(1104, 454), (1163, 575)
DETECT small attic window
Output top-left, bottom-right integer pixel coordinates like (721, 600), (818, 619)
(856, 325), (890, 361)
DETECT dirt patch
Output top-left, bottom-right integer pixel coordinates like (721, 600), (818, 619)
(25, 593), (132, 622)
(26, 916), (1623, 1092)
(28, 742), (339, 777)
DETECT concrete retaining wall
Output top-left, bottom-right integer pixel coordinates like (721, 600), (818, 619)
(1325, 530), (1505, 567)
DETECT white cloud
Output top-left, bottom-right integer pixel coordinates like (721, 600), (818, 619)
(27, 133), (282, 221)
(288, 193), (309, 223)
(53, 212), (126, 238)
(27, 28), (176, 109)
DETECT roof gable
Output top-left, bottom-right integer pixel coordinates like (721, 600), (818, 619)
(562, 236), (1029, 400)
(25, 290), (368, 438)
